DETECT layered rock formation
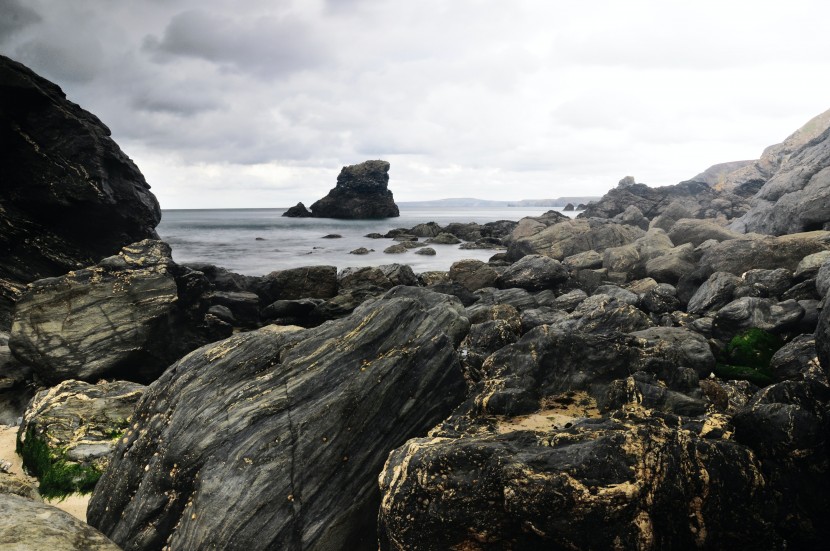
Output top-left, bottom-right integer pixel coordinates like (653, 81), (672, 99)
(88, 288), (466, 551)
(0, 55), (161, 330)
(284, 160), (400, 219)
(9, 240), (229, 384)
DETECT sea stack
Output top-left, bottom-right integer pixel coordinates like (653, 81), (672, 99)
(286, 160), (399, 219)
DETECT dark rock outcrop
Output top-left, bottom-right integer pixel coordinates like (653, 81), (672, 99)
(9, 240), (226, 384)
(0, 55), (161, 330)
(379, 411), (773, 550)
(282, 202), (312, 217)
(305, 160), (399, 219)
(88, 288), (466, 551)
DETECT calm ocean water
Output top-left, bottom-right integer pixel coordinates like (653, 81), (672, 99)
(157, 207), (577, 275)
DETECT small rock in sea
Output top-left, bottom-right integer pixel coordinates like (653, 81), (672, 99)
(365, 233), (384, 239)
(384, 244), (408, 254)
(322, 234), (342, 239)
(415, 247), (436, 256)
(350, 248), (372, 255)
(255, 237), (266, 241)
(393, 235), (418, 242)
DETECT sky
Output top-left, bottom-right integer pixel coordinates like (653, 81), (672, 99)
(2, 0), (829, 209)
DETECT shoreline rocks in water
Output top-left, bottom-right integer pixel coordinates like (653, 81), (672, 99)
(284, 160), (400, 219)
(3, 57), (830, 551)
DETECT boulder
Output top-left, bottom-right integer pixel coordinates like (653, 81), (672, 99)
(0, 493), (121, 550)
(612, 205), (649, 230)
(687, 272), (741, 314)
(379, 412), (773, 550)
(667, 218), (742, 247)
(0, 331), (34, 425)
(639, 283), (681, 315)
(408, 222), (442, 238)
(602, 229), (674, 279)
(644, 244), (696, 284)
(209, 290), (260, 326)
(282, 202), (312, 217)
(258, 265), (338, 303)
(350, 247), (371, 255)
(768, 334), (824, 382)
(712, 297), (805, 340)
(507, 218), (644, 262)
(88, 289), (465, 551)
(734, 268), (793, 299)
(795, 250), (830, 280)
(562, 250), (603, 270)
(383, 244), (408, 254)
(426, 233), (461, 245)
(449, 260), (498, 292)
(17, 379), (145, 498)
(460, 320), (520, 380)
(593, 285), (638, 306)
(696, 231), (830, 276)
(414, 247), (436, 256)
(558, 294), (653, 336)
(0, 55), (161, 330)
(551, 289), (588, 312)
(308, 160), (399, 219)
(496, 255), (569, 291)
(9, 240), (222, 384)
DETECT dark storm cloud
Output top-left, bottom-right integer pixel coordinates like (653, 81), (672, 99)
(143, 9), (328, 77)
(0, 0), (41, 41)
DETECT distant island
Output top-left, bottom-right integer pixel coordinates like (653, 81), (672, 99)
(396, 196), (600, 208)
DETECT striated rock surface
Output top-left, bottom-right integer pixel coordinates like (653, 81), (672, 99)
(306, 160), (399, 219)
(725, 109), (830, 235)
(9, 240), (226, 384)
(0, 493), (122, 550)
(88, 288), (466, 551)
(0, 55), (161, 330)
(507, 218), (645, 261)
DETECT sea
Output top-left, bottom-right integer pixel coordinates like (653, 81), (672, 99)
(157, 207), (577, 275)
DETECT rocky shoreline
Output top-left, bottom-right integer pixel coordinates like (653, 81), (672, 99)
(2, 56), (830, 550)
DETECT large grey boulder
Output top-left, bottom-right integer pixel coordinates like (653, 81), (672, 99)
(0, 55), (161, 330)
(507, 218), (644, 261)
(668, 218), (742, 247)
(496, 255), (569, 291)
(696, 231), (830, 275)
(0, 494), (122, 550)
(712, 297), (804, 340)
(449, 259), (498, 291)
(687, 272), (741, 314)
(602, 229), (674, 279)
(9, 240), (222, 384)
(87, 288), (466, 551)
(9, 240), (224, 382)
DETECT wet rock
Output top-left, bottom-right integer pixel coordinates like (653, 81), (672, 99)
(768, 334), (824, 382)
(466, 288), (538, 320)
(496, 255), (569, 291)
(261, 298), (324, 327)
(409, 222), (442, 237)
(551, 289), (588, 312)
(365, 232), (384, 239)
(564, 294), (654, 335)
(350, 247), (371, 255)
(321, 233), (342, 239)
(426, 232), (461, 245)
(379, 411), (773, 550)
(88, 289), (465, 551)
(383, 244), (408, 254)
(687, 272), (741, 314)
(520, 307), (569, 332)
(644, 244), (696, 284)
(593, 285), (638, 306)
(734, 268), (793, 299)
(640, 283), (681, 314)
(414, 247), (436, 256)
(0, 55), (161, 330)
(449, 260), (498, 292)
(259, 265), (338, 303)
(794, 250), (830, 280)
(308, 160), (399, 219)
(697, 231), (830, 276)
(282, 202), (312, 217)
(713, 297), (805, 340)
(17, 379), (145, 497)
(0, 493), (122, 550)
(460, 320), (520, 381)
(10, 240), (219, 384)
(181, 263), (258, 294)
(612, 205), (649, 230)
(209, 290), (259, 327)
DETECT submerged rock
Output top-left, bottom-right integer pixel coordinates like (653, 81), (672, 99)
(88, 288), (466, 551)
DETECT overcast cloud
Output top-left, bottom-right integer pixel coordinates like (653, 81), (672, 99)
(2, 0), (829, 208)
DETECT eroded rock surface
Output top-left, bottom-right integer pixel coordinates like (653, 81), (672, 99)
(306, 160), (399, 219)
(88, 288), (466, 551)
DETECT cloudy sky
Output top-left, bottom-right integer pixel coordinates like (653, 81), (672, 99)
(2, 0), (829, 208)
